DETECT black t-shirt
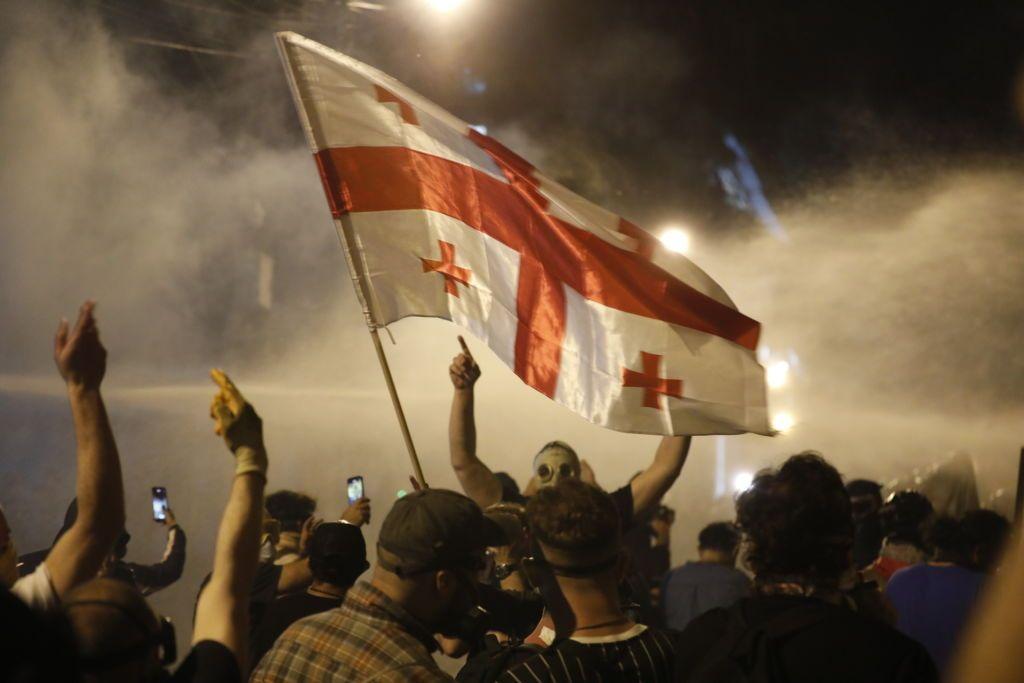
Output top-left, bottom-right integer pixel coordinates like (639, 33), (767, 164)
(675, 595), (938, 683)
(495, 626), (678, 682)
(251, 591), (345, 669)
(171, 640), (240, 683)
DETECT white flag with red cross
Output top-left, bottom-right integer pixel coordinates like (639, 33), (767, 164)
(276, 32), (771, 436)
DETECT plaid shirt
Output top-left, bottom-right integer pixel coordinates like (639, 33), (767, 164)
(251, 581), (452, 682)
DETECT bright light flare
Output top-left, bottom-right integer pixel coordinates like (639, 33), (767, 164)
(659, 227), (690, 255)
(426, 0), (466, 12)
(732, 471), (754, 493)
(766, 360), (790, 389)
(771, 411), (796, 434)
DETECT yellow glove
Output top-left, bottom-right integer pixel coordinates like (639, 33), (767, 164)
(210, 369), (268, 479)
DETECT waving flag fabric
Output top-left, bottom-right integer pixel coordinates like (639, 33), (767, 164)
(276, 32), (770, 436)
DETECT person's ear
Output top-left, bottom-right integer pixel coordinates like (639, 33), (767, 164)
(435, 569), (456, 599)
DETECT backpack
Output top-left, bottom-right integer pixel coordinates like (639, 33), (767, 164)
(456, 636), (545, 683)
(690, 601), (831, 683)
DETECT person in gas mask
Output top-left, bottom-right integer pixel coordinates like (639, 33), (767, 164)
(446, 337), (691, 529)
(252, 488), (506, 682)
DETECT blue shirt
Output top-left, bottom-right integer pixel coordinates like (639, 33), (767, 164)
(660, 561), (750, 630)
(886, 563), (985, 674)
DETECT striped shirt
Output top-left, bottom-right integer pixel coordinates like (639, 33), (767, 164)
(251, 581), (451, 682)
(495, 624), (676, 683)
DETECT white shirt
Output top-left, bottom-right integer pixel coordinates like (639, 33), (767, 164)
(11, 562), (59, 614)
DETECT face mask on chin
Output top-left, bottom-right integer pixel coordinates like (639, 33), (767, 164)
(258, 536), (276, 563)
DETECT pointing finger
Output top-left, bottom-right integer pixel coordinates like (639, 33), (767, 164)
(457, 335), (474, 361)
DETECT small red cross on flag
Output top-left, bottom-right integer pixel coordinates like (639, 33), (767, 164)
(622, 352), (684, 409)
(421, 240), (472, 297)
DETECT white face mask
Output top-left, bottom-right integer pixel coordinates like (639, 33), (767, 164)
(259, 536), (277, 563)
(533, 443), (580, 489)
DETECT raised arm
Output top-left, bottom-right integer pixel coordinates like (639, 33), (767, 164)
(127, 509), (187, 596)
(45, 301), (126, 599)
(193, 370), (267, 670)
(448, 337), (502, 508)
(629, 436), (692, 520)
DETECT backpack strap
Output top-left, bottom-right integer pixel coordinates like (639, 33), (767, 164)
(691, 600), (833, 683)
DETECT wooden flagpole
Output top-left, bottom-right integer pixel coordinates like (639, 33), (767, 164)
(1015, 447), (1023, 524)
(336, 213), (427, 488)
(275, 32), (426, 487)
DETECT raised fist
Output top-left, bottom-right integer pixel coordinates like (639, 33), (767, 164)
(54, 300), (107, 390)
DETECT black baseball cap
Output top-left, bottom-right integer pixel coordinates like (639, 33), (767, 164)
(377, 489), (507, 576)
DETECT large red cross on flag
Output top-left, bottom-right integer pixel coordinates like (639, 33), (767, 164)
(277, 32), (770, 436)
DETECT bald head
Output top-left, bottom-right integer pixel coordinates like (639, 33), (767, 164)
(64, 578), (160, 681)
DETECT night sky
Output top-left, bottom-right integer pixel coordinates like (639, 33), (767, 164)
(93, 0), (1024, 227)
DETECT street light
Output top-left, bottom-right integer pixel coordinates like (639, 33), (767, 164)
(659, 227), (690, 255)
(766, 360), (790, 389)
(426, 0), (466, 12)
(771, 411), (796, 434)
(732, 471), (754, 493)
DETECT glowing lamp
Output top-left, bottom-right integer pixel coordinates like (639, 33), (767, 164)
(427, 0), (465, 12)
(766, 360), (790, 389)
(658, 227), (690, 255)
(732, 471), (754, 493)
(771, 412), (795, 434)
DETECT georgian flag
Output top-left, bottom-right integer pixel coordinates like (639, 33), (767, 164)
(276, 32), (770, 436)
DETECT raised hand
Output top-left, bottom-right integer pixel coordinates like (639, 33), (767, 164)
(54, 300), (107, 390)
(341, 498), (371, 526)
(209, 369), (268, 479)
(449, 335), (481, 390)
(299, 516), (323, 556)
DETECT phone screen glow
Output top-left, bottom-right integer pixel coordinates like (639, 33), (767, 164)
(152, 487), (168, 521)
(347, 478), (363, 504)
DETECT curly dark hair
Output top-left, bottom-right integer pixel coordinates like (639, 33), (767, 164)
(265, 490), (317, 533)
(526, 478), (620, 568)
(736, 451), (854, 582)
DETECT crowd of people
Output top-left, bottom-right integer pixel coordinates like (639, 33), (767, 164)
(1, 302), (1020, 682)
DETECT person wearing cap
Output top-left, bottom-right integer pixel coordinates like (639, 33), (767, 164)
(447, 338), (692, 531)
(251, 488), (506, 682)
(249, 522), (370, 671)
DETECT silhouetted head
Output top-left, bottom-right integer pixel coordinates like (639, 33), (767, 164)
(737, 451), (854, 585)
(265, 490), (316, 533)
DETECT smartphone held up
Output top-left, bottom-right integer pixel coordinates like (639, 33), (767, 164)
(152, 486), (169, 522)
(347, 476), (364, 505)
